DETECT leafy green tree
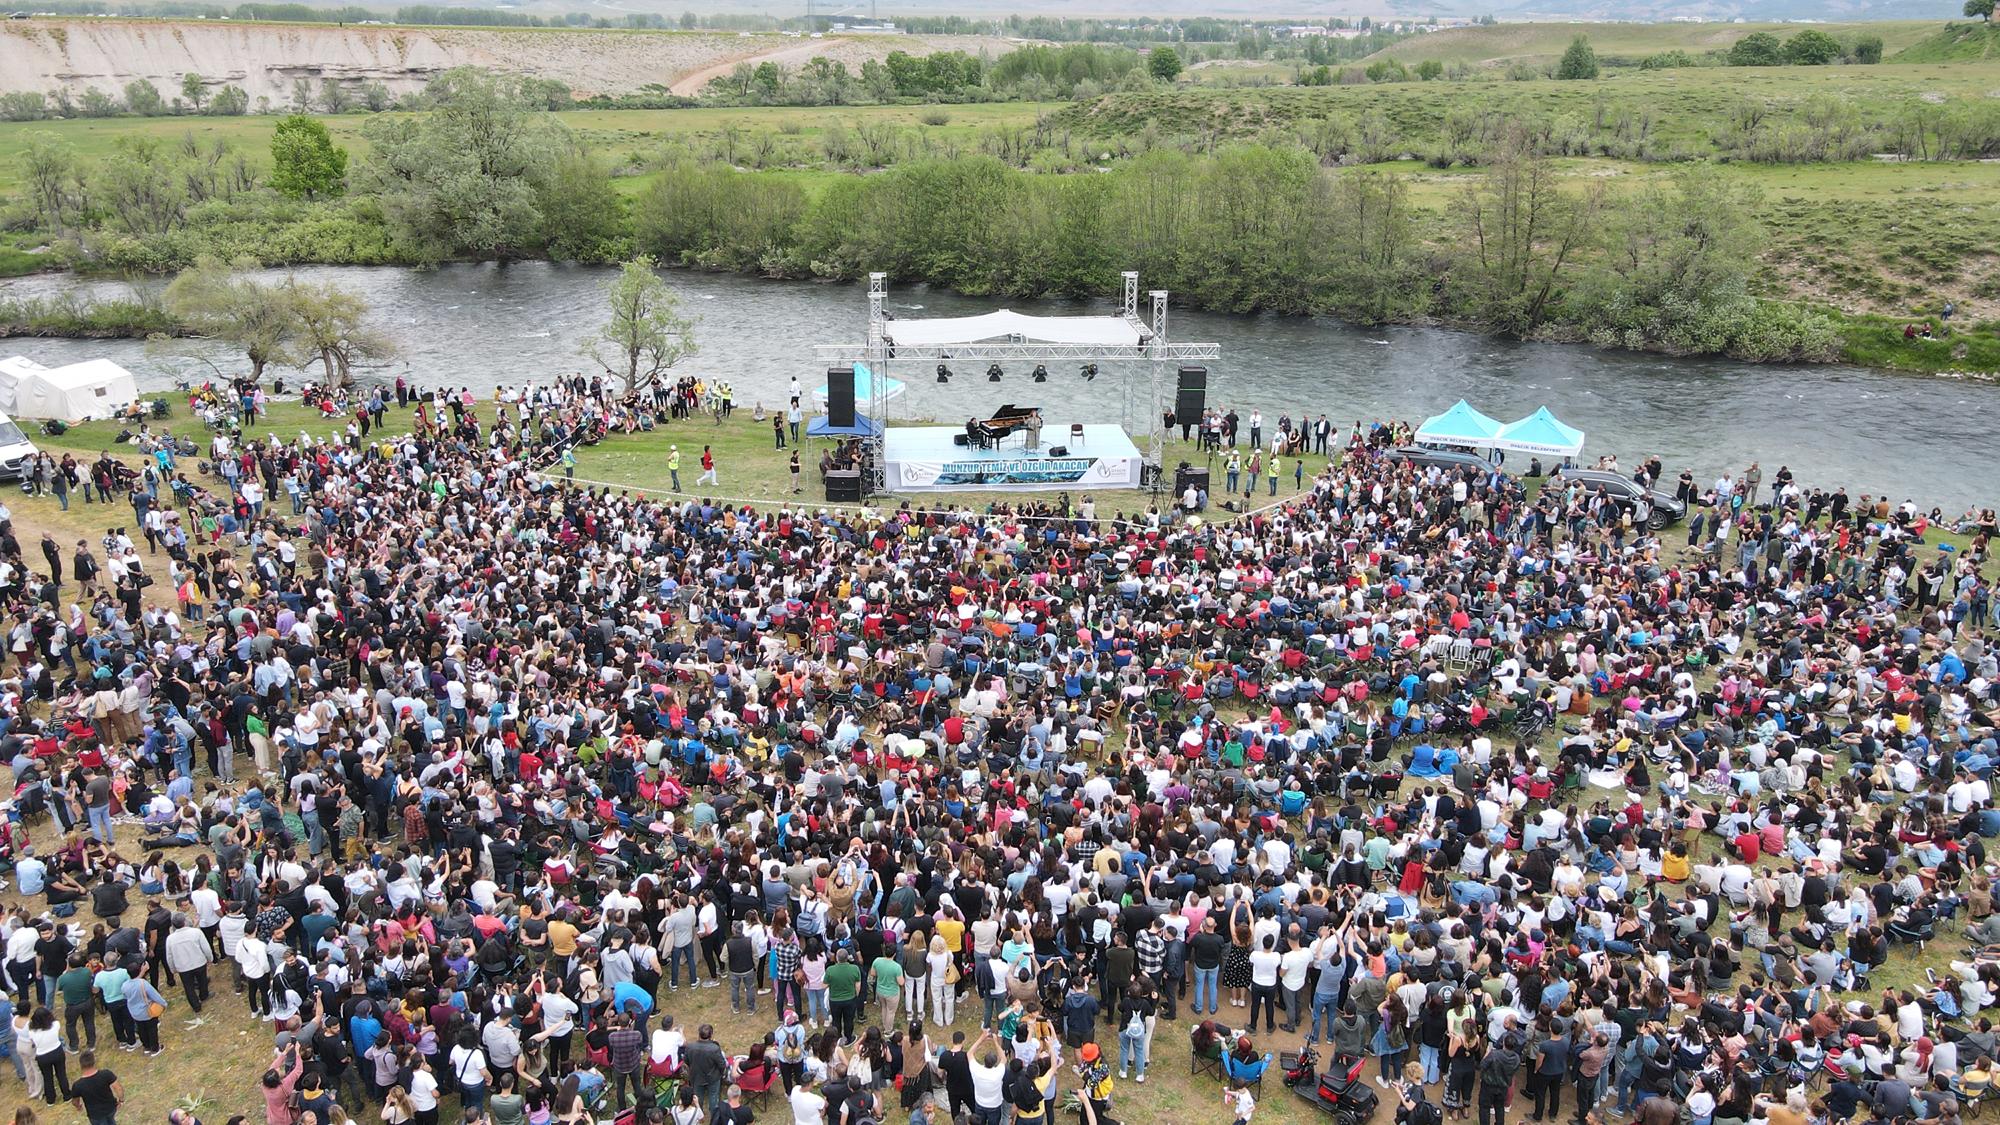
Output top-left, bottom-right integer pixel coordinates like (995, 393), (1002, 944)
(535, 144), (626, 261)
(181, 73), (207, 112)
(1555, 35), (1599, 80)
(1968, 0), (1995, 22)
(361, 80), (393, 112)
(1455, 147), (1599, 334)
(1148, 46), (1183, 82)
(284, 276), (391, 389)
(1575, 167), (1757, 346)
(270, 115), (348, 200)
(0, 92), (47, 122)
(1850, 35), (1884, 64)
(752, 61), (784, 102)
(78, 88), (119, 117)
(209, 85), (250, 115)
(1783, 30), (1842, 65)
(1416, 59), (1444, 80)
(356, 68), (558, 261)
(291, 78), (315, 113)
(319, 79), (352, 113)
(163, 255), (298, 382)
(94, 137), (193, 234)
(581, 256), (699, 395)
(20, 133), (78, 234)
(1728, 32), (1785, 66)
(124, 80), (166, 116)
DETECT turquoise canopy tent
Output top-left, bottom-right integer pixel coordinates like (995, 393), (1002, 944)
(1412, 400), (1504, 448)
(1492, 407), (1586, 458)
(813, 361), (905, 410)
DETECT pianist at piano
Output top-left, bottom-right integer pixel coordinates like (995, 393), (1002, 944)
(962, 404), (1043, 451)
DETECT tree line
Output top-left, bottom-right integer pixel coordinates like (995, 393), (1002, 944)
(624, 143), (1835, 364)
(0, 65), (1845, 368)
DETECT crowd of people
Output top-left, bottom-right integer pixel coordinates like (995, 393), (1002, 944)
(0, 373), (1992, 1125)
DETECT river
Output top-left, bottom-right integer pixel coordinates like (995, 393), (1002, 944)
(3, 262), (1994, 511)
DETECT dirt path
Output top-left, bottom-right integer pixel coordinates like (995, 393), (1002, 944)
(670, 39), (851, 96)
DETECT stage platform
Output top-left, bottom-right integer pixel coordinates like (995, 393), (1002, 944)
(884, 423), (1143, 492)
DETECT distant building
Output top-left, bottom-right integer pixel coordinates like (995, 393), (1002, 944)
(830, 20), (901, 33)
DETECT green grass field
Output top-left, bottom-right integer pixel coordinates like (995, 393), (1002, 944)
(0, 102), (1054, 192)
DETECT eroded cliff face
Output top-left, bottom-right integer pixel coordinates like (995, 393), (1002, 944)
(0, 19), (1005, 103)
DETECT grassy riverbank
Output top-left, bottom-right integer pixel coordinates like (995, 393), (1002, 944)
(11, 40), (2000, 376)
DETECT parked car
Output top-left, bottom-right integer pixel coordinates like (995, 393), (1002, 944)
(0, 412), (38, 480)
(1384, 444), (1504, 475)
(1550, 466), (1687, 529)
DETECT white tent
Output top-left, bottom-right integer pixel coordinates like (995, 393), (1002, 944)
(884, 310), (1149, 349)
(0, 356), (141, 421)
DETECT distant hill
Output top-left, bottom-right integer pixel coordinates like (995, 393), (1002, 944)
(1362, 20), (1946, 68)
(1892, 21), (2000, 62)
(0, 18), (1018, 102)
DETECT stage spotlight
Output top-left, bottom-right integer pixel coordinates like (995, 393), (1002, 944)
(936, 363), (952, 384)
(1032, 364), (1049, 383)
(987, 364), (1003, 382)
(1080, 363), (1098, 382)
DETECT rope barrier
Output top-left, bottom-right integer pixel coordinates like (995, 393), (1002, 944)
(530, 468), (1326, 531)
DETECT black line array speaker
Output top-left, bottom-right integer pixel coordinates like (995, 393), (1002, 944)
(826, 366), (857, 428)
(1175, 365), (1208, 422)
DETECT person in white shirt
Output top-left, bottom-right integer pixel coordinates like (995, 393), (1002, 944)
(968, 1030), (1007, 1120)
(789, 1074), (828, 1125)
(1278, 937), (1314, 1033)
(1248, 933), (1284, 1032)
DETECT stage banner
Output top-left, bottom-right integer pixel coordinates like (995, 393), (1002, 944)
(891, 453), (1139, 492)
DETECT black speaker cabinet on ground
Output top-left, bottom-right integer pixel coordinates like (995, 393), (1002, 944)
(1174, 465), (1210, 497)
(1047, 445), (1068, 458)
(826, 366), (857, 428)
(1175, 365), (1208, 422)
(825, 469), (862, 502)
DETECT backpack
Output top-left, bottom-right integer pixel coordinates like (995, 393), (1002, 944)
(1410, 1098), (1444, 1125)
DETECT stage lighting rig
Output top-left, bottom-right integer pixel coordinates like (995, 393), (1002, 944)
(987, 364), (1003, 382)
(936, 364), (952, 383)
(1080, 364), (1098, 382)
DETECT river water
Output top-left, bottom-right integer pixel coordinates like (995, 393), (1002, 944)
(3, 263), (1994, 511)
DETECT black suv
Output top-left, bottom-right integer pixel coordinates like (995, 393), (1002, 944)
(1550, 466), (1687, 529)
(1384, 445), (1503, 475)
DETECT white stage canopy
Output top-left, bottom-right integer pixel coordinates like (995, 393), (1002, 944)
(884, 310), (1149, 349)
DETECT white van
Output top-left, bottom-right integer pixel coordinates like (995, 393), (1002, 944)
(0, 412), (40, 480)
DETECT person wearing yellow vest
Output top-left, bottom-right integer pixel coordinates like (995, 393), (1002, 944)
(667, 445), (681, 491)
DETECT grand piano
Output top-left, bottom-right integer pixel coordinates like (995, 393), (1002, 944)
(965, 404), (1037, 449)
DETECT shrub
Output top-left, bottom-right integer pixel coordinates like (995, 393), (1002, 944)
(1638, 50), (1698, 70)
(1783, 30), (1843, 66)
(1728, 32), (1784, 67)
(919, 109), (951, 126)
(1556, 36), (1600, 80)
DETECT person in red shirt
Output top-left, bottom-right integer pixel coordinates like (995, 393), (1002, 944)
(1733, 828), (1762, 864)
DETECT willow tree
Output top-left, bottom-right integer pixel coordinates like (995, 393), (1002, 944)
(286, 277), (393, 389)
(581, 257), (700, 396)
(162, 255), (297, 382)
